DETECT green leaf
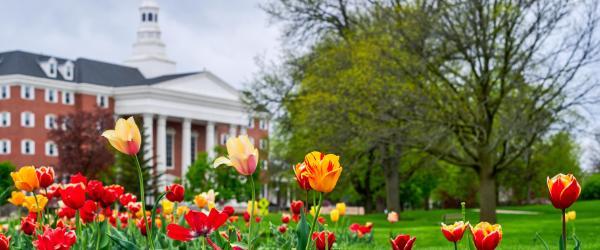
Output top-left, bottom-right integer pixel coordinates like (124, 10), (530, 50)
(296, 209), (310, 250)
(534, 232), (550, 250)
(573, 234), (581, 250)
(559, 235), (565, 250)
(108, 227), (139, 250)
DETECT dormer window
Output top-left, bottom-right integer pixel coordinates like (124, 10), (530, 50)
(59, 61), (74, 81)
(40, 58), (58, 78)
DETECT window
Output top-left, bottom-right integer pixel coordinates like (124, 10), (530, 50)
(142, 13), (146, 22)
(97, 95), (109, 108)
(62, 91), (74, 105)
(21, 112), (35, 128)
(45, 141), (58, 157)
(45, 89), (58, 103)
(21, 85), (35, 100)
(0, 112), (10, 127)
(248, 118), (255, 129)
(220, 133), (229, 145)
(21, 139), (35, 155)
(45, 114), (57, 129)
(259, 119), (268, 130)
(259, 139), (267, 150)
(166, 131), (175, 168)
(49, 61), (57, 76)
(62, 62), (74, 80)
(155, 14), (158, 22)
(191, 133), (198, 163)
(0, 140), (10, 154)
(0, 85), (10, 99)
(148, 13), (153, 22)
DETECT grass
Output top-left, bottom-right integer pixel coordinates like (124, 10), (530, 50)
(261, 200), (600, 249)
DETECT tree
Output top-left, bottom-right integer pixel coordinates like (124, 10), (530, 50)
(48, 109), (115, 178)
(0, 161), (16, 205)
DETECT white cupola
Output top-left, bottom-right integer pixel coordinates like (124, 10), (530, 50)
(124, 0), (176, 78)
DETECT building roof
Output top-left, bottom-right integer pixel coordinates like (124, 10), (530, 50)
(0, 50), (196, 87)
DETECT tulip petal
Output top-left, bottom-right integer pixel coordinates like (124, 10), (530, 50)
(559, 179), (581, 209)
(166, 224), (195, 242)
(405, 237), (416, 250)
(102, 130), (128, 154)
(213, 156), (232, 168)
(126, 117), (141, 146)
(482, 231), (500, 250)
(441, 227), (456, 242)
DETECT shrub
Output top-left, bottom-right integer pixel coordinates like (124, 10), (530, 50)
(0, 161), (16, 205)
(581, 174), (600, 200)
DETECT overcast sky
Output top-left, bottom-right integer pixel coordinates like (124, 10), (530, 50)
(0, 0), (281, 88)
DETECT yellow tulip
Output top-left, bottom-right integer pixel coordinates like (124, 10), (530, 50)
(161, 199), (174, 215)
(194, 194), (208, 208)
(8, 191), (26, 206)
(336, 203), (346, 216)
(304, 151), (343, 193)
(247, 201), (259, 216)
(11, 166), (40, 192)
(213, 135), (259, 176)
(566, 211), (576, 222)
(330, 209), (340, 222)
(98, 214), (106, 222)
(22, 195), (48, 213)
(208, 201), (216, 210)
(101, 117), (142, 156)
(176, 206), (190, 217)
(310, 206), (316, 217)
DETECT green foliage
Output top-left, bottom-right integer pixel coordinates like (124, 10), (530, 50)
(185, 151), (247, 201)
(581, 174), (600, 200)
(0, 161), (16, 205)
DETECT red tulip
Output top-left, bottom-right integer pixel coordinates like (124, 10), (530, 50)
(547, 173), (581, 209)
(119, 193), (137, 207)
(243, 211), (250, 222)
(69, 173), (87, 186)
(391, 234), (416, 250)
(165, 184), (185, 202)
(33, 226), (77, 250)
(255, 216), (262, 223)
(58, 206), (77, 219)
(166, 208), (228, 242)
(441, 221), (469, 243)
(36, 166), (55, 188)
(293, 163), (312, 190)
(223, 205), (235, 216)
(312, 231), (335, 250)
(60, 183), (86, 209)
(100, 185), (121, 207)
(21, 216), (37, 235)
(45, 183), (62, 199)
(127, 202), (142, 215)
(79, 200), (98, 224)
(281, 214), (290, 224)
(349, 222), (373, 237)
(318, 217), (326, 225)
(470, 222), (502, 250)
(292, 213), (300, 223)
(137, 217), (151, 236)
(0, 233), (10, 250)
(278, 224), (287, 233)
(86, 180), (104, 201)
(291, 200), (304, 214)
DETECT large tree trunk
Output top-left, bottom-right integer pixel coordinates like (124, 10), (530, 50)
(479, 166), (497, 223)
(384, 158), (400, 212)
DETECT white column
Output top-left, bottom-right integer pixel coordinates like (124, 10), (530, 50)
(142, 114), (154, 168)
(240, 126), (248, 135)
(156, 115), (167, 188)
(229, 124), (238, 138)
(206, 121), (215, 158)
(181, 118), (192, 185)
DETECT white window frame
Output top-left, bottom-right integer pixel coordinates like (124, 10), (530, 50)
(45, 88), (58, 103)
(166, 129), (175, 169)
(259, 119), (268, 130)
(191, 132), (198, 163)
(0, 112), (10, 127)
(21, 85), (35, 100)
(62, 91), (75, 105)
(21, 112), (35, 128)
(248, 118), (255, 129)
(45, 114), (57, 130)
(259, 139), (267, 150)
(0, 139), (10, 155)
(96, 95), (109, 108)
(0, 85), (10, 100)
(21, 139), (35, 155)
(45, 141), (58, 157)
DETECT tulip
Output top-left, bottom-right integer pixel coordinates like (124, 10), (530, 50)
(243, 211), (251, 223)
(330, 209), (339, 223)
(0, 233), (9, 250)
(547, 173), (581, 209)
(442, 221), (469, 249)
(293, 163), (311, 190)
(310, 206), (316, 217)
(70, 173), (88, 186)
(127, 202), (142, 216)
(58, 206), (77, 219)
(388, 211), (399, 223)
(566, 211), (576, 222)
(33, 226), (77, 250)
(119, 193), (137, 207)
(100, 185), (123, 207)
(223, 205), (235, 216)
(194, 194), (208, 208)
(213, 135), (259, 176)
(281, 213), (291, 224)
(8, 191), (26, 206)
(36, 166), (55, 188)
(291, 200), (304, 214)
(349, 222), (373, 237)
(470, 222), (502, 250)
(177, 206), (191, 217)
(278, 224), (287, 233)
(161, 200), (174, 215)
(166, 208), (229, 242)
(247, 201), (259, 216)
(22, 195), (48, 213)
(87, 180), (105, 202)
(312, 231), (335, 250)
(20, 215), (36, 235)
(45, 183), (62, 199)
(391, 234), (416, 250)
(228, 216), (239, 223)
(335, 203), (346, 216)
(166, 184), (185, 202)
(11, 166), (39, 192)
(79, 200), (98, 224)
(102, 117), (141, 156)
(60, 183), (86, 209)
(304, 151), (342, 193)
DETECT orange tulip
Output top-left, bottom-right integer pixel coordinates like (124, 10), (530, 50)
(547, 173), (581, 209)
(11, 166), (39, 192)
(292, 163), (311, 190)
(8, 191), (26, 206)
(304, 151), (342, 193)
(101, 117), (142, 156)
(470, 222), (502, 250)
(213, 135), (259, 176)
(441, 221), (469, 242)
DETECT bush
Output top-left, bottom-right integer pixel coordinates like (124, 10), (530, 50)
(581, 174), (600, 200)
(0, 161), (16, 205)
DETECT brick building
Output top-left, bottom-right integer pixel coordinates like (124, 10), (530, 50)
(0, 0), (269, 186)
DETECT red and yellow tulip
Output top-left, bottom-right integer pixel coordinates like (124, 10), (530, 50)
(304, 151), (342, 193)
(547, 173), (581, 209)
(101, 117), (142, 156)
(470, 222), (502, 250)
(441, 221), (469, 243)
(213, 135), (259, 176)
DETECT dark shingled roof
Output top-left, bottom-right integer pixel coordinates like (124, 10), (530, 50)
(0, 50), (196, 87)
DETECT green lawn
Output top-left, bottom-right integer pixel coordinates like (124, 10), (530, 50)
(262, 200), (600, 249)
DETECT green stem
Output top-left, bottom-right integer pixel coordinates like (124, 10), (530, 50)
(306, 192), (323, 250)
(33, 193), (43, 228)
(454, 241), (458, 250)
(151, 192), (168, 241)
(562, 209), (567, 250)
(249, 176), (256, 250)
(305, 190), (309, 213)
(76, 210), (82, 250)
(134, 155), (154, 250)
(95, 219), (101, 250)
(202, 237), (207, 250)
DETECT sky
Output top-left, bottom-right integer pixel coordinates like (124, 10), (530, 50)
(0, 0), (282, 89)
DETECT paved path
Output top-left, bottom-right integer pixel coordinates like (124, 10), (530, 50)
(471, 209), (539, 215)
